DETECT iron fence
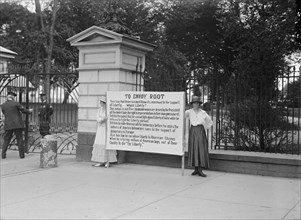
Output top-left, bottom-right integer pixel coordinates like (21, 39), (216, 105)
(214, 73), (300, 155)
(1, 63), (300, 155)
(0, 67), (79, 154)
(143, 68), (301, 155)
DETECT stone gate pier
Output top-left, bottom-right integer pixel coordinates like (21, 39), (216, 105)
(67, 26), (155, 162)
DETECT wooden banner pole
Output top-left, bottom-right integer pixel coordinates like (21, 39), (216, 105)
(181, 92), (185, 176)
(181, 153), (185, 176)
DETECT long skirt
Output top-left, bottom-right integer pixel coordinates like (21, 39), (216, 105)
(188, 125), (209, 169)
(91, 124), (117, 163)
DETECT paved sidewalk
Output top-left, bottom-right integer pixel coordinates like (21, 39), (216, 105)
(1, 150), (300, 220)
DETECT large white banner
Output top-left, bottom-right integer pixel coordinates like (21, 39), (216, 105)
(106, 91), (185, 155)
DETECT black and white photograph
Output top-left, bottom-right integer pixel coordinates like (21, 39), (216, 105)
(0, 0), (300, 219)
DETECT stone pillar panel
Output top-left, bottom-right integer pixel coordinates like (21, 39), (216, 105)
(121, 48), (145, 72)
(78, 46), (119, 69)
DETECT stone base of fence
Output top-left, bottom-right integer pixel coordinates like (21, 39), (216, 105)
(75, 133), (300, 178)
(124, 150), (301, 178)
(209, 150), (301, 178)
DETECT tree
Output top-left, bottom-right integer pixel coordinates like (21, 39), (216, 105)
(217, 0), (298, 150)
(165, 0), (223, 70)
(164, 0), (234, 102)
(296, 0), (301, 47)
(29, 0), (61, 98)
(53, 0), (98, 67)
(145, 45), (188, 92)
(0, 2), (37, 62)
(86, 0), (190, 94)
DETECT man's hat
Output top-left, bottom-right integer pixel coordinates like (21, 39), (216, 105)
(190, 96), (203, 104)
(7, 91), (17, 97)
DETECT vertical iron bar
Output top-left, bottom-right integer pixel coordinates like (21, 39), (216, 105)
(53, 75), (56, 133)
(248, 81), (252, 151)
(51, 78), (56, 132)
(243, 79), (247, 151)
(286, 72), (289, 153)
(59, 76), (62, 132)
(297, 69), (301, 155)
(139, 59), (142, 91)
(211, 76), (214, 150)
(234, 73), (238, 150)
(291, 68), (295, 154)
(135, 57), (138, 91)
(238, 75), (241, 150)
(280, 75), (284, 151)
(268, 77), (272, 153)
(25, 70), (29, 153)
(219, 82), (224, 149)
(70, 83), (73, 132)
(215, 67), (220, 150)
(275, 75), (278, 152)
(263, 77), (268, 153)
(260, 77), (263, 152)
(254, 76), (257, 150)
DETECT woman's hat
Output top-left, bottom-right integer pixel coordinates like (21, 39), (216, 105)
(190, 96), (202, 104)
(7, 91), (17, 97)
(99, 96), (106, 103)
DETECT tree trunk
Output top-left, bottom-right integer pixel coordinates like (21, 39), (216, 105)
(34, 0), (44, 31)
(34, 0), (45, 90)
(45, 0), (59, 101)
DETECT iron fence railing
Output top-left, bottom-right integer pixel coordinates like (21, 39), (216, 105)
(0, 71), (79, 155)
(143, 70), (300, 155)
(1, 63), (300, 155)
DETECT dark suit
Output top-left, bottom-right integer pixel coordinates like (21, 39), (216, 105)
(38, 102), (53, 137)
(1, 99), (32, 158)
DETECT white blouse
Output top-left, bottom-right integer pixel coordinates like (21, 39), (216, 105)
(185, 109), (213, 129)
(96, 106), (107, 126)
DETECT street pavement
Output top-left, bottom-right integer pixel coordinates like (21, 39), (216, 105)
(1, 150), (300, 220)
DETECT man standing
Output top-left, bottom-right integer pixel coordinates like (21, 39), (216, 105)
(1, 92), (33, 159)
(38, 93), (53, 137)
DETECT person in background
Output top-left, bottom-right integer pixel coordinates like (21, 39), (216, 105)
(185, 96), (213, 177)
(1, 91), (33, 159)
(91, 96), (117, 168)
(38, 93), (53, 137)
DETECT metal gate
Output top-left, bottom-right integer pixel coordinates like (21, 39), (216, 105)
(0, 64), (79, 155)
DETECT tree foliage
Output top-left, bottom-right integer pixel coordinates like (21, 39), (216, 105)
(216, 0), (298, 149)
(219, 0), (297, 87)
(0, 2), (37, 62)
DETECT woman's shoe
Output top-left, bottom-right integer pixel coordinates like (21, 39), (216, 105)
(105, 162), (110, 168)
(191, 170), (199, 175)
(198, 170), (206, 177)
(92, 163), (102, 167)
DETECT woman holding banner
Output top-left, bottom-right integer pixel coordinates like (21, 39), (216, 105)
(91, 96), (117, 168)
(185, 96), (213, 177)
